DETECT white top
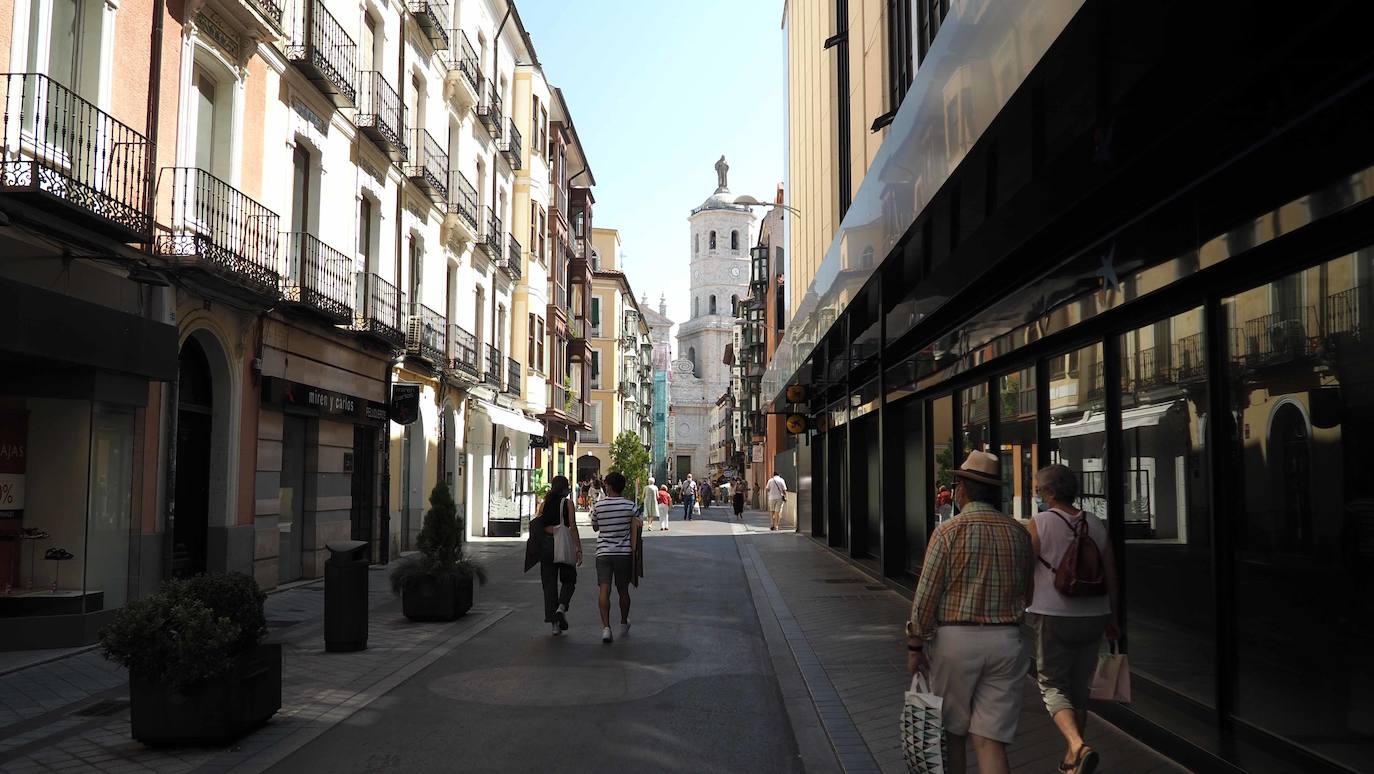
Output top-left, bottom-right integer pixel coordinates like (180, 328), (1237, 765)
(1028, 508), (1112, 617)
(643, 483), (658, 506)
(590, 496), (637, 556)
(766, 475), (787, 502)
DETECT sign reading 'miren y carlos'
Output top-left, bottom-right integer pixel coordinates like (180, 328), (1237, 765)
(0, 411), (26, 511)
(259, 377), (388, 424)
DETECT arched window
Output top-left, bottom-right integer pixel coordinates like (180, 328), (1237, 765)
(693, 297), (700, 317)
(709, 295), (717, 315)
(731, 294), (739, 316)
(687, 347), (696, 370)
(730, 230), (739, 250)
(709, 231), (717, 249)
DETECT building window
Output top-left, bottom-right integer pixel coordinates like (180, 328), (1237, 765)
(709, 295), (717, 315)
(695, 233), (700, 255)
(536, 317), (545, 371)
(687, 346), (696, 376)
(915, 0), (950, 66)
(730, 230), (739, 250)
(591, 350), (601, 388)
(693, 297), (700, 318)
(709, 231), (717, 250)
(190, 63), (233, 180)
(357, 196), (377, 272)
(25, 0), (105, 100)
(591, 296), (602, 336)
(528, 312), (536, 367)
(731, 294), (739, 317)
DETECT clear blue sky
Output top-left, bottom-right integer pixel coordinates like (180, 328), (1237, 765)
(518, 0), (785, 340)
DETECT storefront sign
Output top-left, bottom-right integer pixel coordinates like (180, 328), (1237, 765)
(260, 377), (388, 424)
(390, 384), (421, 425)
(529, 435), (550, 449)
(0, 412), (27, 510)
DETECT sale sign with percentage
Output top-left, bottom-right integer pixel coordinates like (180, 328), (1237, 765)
(0, 411), (27, 510)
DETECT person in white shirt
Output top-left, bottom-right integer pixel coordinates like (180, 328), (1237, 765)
(765, 472), (788, 531)
(642, 477), (659, 530)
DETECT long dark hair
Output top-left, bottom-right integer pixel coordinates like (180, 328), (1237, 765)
(541, 475), (571, 520)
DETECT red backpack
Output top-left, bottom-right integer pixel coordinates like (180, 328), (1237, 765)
(1039, 509), (1108, 597)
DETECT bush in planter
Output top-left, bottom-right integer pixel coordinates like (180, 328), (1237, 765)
(390, 482), (487, 620)
(99, 573), (280, 746)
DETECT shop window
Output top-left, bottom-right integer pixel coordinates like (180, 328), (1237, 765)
(959, 381), (990, 455)
(931, 394), (955, 523)
(1223, 253), (1374, 772)
(1047, 342), (1108, 516)
(1118, 307), (1215, 727)
(998, 366), (1037, 519)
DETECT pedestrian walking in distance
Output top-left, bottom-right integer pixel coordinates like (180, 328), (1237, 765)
(732, 485), (745, 521)
(1027, 464), (1120, 774)
(526, 475), (581, 637)
(765, 471), (788, 531)
(682, 474), (698, 521)
(590, 472), (640, 643)
(906, 451), (1033, 774)
(656, 484), (672, 530)
(642, 477), (659, 530)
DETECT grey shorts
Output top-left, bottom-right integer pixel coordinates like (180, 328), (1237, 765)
(595, 554), (632, 590)
(929, 625), (1029, 743)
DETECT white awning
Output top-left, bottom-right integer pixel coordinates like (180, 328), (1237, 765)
(472, 400), (544, 436)
(1050, 402), (1175, 440)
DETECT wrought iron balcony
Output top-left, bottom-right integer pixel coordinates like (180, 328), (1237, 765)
(1326, 286), (1363, 339)
(357, 71), (406, 161)
(405, 301), (446, 363)
(445, 30), (480, 108)
(446, 323), (479, 381)
(352, 271), (403, 347)
(407, 128), (447, 204)
(408, 0), (449, 49)
(447, 170), (477, 232)
(484, 344), (502, 387)
(285, 0), (357, 107)
(281, 231), (353, 323)
(0, 73), (154, 241)
(157, 167), (280, 298)
(476, 82), (502, 139)
(1174, 333), (1206, 383)
(499, 117), (522, 169)
(505, 357), (521, 395)
(477, 206), (501, 259)
(1241, 308), (1317, 365)
(500, 234), (522, 281)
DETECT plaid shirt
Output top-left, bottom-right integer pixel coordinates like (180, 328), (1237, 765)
(909, 501), (1033, 639)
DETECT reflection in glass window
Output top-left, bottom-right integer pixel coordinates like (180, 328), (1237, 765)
(931, 395), (954, 523)
(1224, 252), (1374, 771)
(1118, 308), (1214, 725)
(1048, 342), (1108, 516)
(960, 381), (990, 455)
(999, 366), (1037, 519)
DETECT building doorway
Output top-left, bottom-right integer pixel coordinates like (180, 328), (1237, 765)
(350, 425), (376, 547)
(172, 337), (213, 578)
(278, 414), (307, 583)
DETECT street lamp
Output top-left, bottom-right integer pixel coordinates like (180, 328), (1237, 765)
(733, 194), (802, 216)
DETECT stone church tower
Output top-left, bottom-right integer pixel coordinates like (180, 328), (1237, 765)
(670, 157), (754, 480)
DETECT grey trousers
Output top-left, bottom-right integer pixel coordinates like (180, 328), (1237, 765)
(1028, 612), (1109, 716)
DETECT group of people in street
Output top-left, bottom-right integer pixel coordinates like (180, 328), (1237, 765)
(907, 452), (1120, 774)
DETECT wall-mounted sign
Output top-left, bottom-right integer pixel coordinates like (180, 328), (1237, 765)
(260, 377), (388, 424)
(529, 435), (550, 449)
(0, 411), (26, 510)
(390, 384), (421, 425)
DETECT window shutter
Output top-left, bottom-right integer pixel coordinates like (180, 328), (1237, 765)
(591, 297), (601, 327)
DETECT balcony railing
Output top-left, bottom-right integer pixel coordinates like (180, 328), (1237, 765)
(448, 170), (477, 231)
(1135, 347), (1172, 391)
(476, 82), (502, 138)
(447, 30), (481, 95)
(352, 271), (403, 347)
(499, 117), (522, 169)
(484, 344), (502, 387)
(249, 0), (284, 29)
(1326, 286), (1363, 339)
(478, 206), (501, 258)
(405, 301), (446, 363)
(500, 234), (522, 281)
(0, 73), (154, 240)
(158, 167), (280, 297)
(446, 323), (479, 380)
(408, 0), (449, 49)
(1241, 308), (1317, 364)
(357, 71), (406, 160)
(1175, 333), (1206, 382)
(506, 357), (521, 395)
(407, 128), (447, 203)
(285, 0), (357, 107)
(281, 231), (353, 323)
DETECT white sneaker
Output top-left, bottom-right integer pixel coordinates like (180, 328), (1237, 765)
(602, 626), (613, 643)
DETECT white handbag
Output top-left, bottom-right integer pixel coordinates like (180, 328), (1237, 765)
(551, 498), (577, 565)
(901, 673), (947, 774)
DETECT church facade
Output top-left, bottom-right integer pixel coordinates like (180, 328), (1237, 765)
(670, 158), (754, 481)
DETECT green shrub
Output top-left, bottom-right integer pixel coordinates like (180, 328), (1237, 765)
(390, 482), (487, 594)
(99, 573), (267, 690)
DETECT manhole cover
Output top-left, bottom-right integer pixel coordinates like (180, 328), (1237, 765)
(74, 699), (130, 717)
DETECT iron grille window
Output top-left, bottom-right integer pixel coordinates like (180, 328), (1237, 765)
(915, 0), (949, 65)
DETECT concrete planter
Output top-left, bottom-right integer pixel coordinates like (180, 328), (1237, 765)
(130, 643), (281, 747)
(401, 573), (473, 621)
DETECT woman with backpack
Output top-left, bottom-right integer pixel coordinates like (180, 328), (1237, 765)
(525, 475), (581, 637)
(1027, 464), (1121, 774)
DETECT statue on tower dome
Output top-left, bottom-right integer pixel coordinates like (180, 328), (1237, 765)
(714, 155), (729, 193)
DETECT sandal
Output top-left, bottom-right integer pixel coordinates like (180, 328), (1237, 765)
(1067, 745), (1099, 774)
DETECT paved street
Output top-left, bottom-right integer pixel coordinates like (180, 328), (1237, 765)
(0, 506), (1183, 773)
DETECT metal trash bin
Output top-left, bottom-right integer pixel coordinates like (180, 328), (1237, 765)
(324, 540), (369, 653)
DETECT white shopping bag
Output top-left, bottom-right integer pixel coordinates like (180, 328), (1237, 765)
(901, 673), (946, 774)
(1089, 642), (1132, 703)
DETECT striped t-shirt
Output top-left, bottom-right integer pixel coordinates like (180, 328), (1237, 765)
(590, 496), (637, 556)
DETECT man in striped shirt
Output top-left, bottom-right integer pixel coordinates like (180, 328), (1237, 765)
(591, 471), (640, 643)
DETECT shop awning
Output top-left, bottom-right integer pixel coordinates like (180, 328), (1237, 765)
(473, 400), (544, 436)
(1049, 402), (1175, 440)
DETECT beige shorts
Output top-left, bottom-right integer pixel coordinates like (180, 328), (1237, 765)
(928, 625), (1029, 743)
(768, 499), (785, 515)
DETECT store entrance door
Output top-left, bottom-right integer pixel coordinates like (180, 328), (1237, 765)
(278, 415), (306, 583)
(173, 338), (213, 578)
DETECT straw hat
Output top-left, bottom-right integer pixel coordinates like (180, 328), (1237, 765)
(951, 450), (1002, 486)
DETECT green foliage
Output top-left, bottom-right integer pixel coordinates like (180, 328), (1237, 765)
(390, 482), (487, 595)
(99, 573), (267, 690)
(609, 430), (651, 502)
(935, 444), (956, 489)
(531, 469), (550, 500)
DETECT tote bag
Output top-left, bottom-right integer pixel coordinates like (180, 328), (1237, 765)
(901, 673), (946, 774)
(552, 498), (577, 565)
(1090, 642), (1132, 702)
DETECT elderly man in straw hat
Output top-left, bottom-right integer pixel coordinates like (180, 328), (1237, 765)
(906, 451), (1034, 774)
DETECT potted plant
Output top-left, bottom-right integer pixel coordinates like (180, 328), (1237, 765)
(99, 573), (280, 747)
(390, 482), (487, 621)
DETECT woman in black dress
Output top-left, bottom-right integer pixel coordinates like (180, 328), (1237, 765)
(533, 475), (580, 636)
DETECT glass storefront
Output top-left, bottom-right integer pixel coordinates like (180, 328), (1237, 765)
(998, 366), (1037, 519)
(1048, 342), (1109, 517)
